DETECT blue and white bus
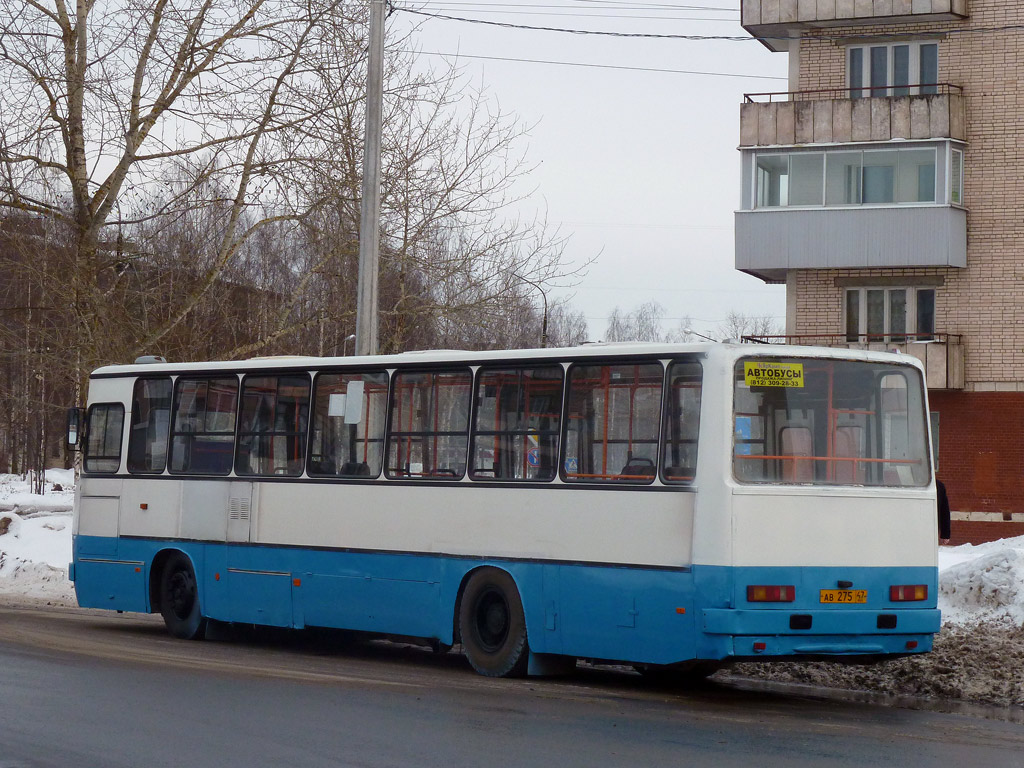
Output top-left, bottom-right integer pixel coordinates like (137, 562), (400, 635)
(69, 342), (940, 678)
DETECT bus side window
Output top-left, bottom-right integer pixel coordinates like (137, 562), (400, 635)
(309, 370), (388, 478)
(235, 375), (310, 477)
(470, 365), (563, 482)
(169, 377), (239, 475)
(84, 403), (125, 474)
(387, 368), (471, 480)
(661, 360), (702, 484)
(563, 361), (664, 484)
(127, 378), (171, 474)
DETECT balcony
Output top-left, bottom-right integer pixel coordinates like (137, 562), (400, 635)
(742, 1), (968, 52)
(740, 86), (965, 146)
(736, 85), (967, 281)
(740, 333), (965, 389)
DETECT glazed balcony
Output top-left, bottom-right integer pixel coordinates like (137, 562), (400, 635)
(740, 85), (965, 146)
(743, 1), (968, 52)
(735, 85), (967, 282)
(740, 333), (965, 389)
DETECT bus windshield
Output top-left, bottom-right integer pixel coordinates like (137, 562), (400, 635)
(733, 356), (930, 487)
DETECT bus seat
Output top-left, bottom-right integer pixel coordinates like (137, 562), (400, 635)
(191, 439), (233, 474)
(340, 461), (371, 477)
(620, 458), (656, 479)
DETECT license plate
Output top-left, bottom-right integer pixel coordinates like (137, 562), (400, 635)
(819, 589), (868, 604)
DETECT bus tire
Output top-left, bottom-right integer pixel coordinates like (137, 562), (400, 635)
(159, 552), (206, 640)
(459, 568), (529, 678)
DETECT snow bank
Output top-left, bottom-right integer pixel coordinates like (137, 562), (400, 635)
(938, 536), (1024, 627)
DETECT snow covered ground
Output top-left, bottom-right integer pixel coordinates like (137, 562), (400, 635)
(0, 470), (76, 603)
(2, 471), (1023, 705)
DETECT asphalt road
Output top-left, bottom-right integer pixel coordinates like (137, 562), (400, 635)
(0, 603), (1022, 768)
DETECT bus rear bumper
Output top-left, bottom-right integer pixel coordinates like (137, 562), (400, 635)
(720, 632), (934, 661)
(699, 608), (939, 661)
(702, 607), (941, 635)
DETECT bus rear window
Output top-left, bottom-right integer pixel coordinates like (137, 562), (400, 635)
(733, 357), (930, 487)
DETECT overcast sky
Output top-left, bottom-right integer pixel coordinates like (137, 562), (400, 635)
(390, 1), (790, 340)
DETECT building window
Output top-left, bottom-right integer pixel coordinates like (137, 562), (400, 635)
(848, 41), (939, 98)
(845, 287), (936, 343)
(950, 148), (964, 205)
(757, 147), (936, 208)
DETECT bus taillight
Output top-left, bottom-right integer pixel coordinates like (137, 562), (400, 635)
(889, 585), (928, 602)
(747, 585), (795, 602)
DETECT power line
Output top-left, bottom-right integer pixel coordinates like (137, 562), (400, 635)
(396, 5), (752, 38)
(420, 10), (738, 21)
(395, 5), (1024, 44)
(421, 1), (739, 10)
(408, 49), (786, 80)
(422, 1), (737, 10)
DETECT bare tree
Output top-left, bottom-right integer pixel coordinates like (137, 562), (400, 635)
(716, 311), (782, 341)
(604, 302), (677, 343)
(546, 302), (589, 347)
(0, 2), (583, 471)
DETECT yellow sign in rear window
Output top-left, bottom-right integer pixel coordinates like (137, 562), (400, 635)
(744, 361), (804, 388)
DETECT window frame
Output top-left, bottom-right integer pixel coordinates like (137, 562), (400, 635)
(559, 359), (667, 485)
(847, 40), (940, 98)
(732, 357), (932, 488)
(844, 286), (937, 343)
(84, 402), (125, 475)
(307, 367), (390, 480)
(234, 373), (311, 478)
(469, 363), (566, 483)
(950, 147), (964, 206)
(385, 366), (473, 481)
(660, 358), (703, 486)
(168, 375), (240, 476)
(754, 145), (938, 209)
(126, 377), (172, 475)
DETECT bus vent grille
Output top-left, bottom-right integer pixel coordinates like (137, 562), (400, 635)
(229, 497), (251, 521)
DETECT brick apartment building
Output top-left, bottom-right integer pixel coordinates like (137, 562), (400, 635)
(736, 0), (1024, 544)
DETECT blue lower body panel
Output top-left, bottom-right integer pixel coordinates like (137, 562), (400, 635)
(72, 535), (939, 668)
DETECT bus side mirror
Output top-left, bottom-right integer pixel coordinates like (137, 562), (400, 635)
(66, 407), (85, 450)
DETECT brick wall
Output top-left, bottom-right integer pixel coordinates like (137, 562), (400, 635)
(930, 390), (1024, 543)
(947, 520), (1024, 547)
(793, 0), (1024, 385)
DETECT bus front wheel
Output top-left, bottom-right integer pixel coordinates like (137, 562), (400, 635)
(459, 568), (529, 678)
(158, 552), (207, 640)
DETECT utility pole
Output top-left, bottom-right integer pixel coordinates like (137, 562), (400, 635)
(355, 0), (385, 357)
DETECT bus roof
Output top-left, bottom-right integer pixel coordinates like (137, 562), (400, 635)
(89, 342), (925, 378)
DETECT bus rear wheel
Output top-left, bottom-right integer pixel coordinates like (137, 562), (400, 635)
(159, 552), (206, 640)
(459, 568), (529, 678)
